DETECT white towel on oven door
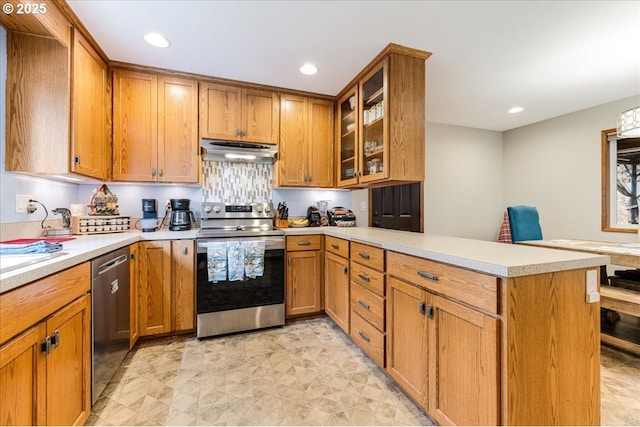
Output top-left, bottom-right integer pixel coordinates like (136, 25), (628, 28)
(244, 240), (265, 278)
(206, 242), (227, 282)
(227, 241), (245, 281)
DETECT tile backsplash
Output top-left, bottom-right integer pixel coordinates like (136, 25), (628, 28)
(202, 161), (273, 203)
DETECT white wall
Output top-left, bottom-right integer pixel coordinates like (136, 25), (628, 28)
(425, 122), (504, 240)
(503, 96), (639, 243)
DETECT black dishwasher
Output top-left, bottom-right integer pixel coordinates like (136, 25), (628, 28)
(91, 247), (130, 405)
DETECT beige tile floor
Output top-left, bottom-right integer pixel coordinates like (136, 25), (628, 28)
(87, 317), (640, 426)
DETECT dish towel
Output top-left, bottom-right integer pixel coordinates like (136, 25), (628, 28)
(244, 240), (265, 278)
(0, 241), (63, 254)
(497, 211), (513, 244)
(206, 242), (228, 282)
(227, 241), (245, 281)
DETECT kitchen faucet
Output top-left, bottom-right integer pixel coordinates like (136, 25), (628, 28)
(52, 208), (72, 229)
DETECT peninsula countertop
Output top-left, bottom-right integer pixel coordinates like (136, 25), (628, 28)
(1, 227), (609, 294)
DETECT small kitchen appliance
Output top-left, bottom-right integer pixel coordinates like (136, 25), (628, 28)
(141, 199), (158, 232)
(306, 206), (321, 227)
(327, 207), (357, 226)
(169, 198), (195, 231)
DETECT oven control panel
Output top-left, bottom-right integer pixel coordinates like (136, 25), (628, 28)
(201, 202), (274, 219)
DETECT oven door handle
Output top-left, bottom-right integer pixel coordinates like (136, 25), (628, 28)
(197, 238), (285, 252)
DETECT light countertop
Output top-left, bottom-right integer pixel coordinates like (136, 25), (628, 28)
(0, 230), (197, 294)
(1, 227), (609, 294)
(283, 227), (610, 278)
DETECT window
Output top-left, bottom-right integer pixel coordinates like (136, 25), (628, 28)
(602, 128), (640, 232)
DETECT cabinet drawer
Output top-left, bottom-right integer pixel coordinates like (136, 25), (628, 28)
(326, 236), (349, 258)
(351, 242), (384, 271)
(351, 283), (385, 331)
(351, 311), (385, 368)
(387, 251), (498, 314)
(0, 263), (91, 345)
(351, 262), (385, 296)
(287, 235), (322, 251)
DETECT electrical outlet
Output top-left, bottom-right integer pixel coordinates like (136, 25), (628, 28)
(16, 194), (33, 214)
(360, 201), (367, 211)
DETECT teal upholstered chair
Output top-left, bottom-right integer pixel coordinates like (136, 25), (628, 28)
(507, 205), (543, 243)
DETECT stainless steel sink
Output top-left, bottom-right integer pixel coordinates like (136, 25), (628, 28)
(0, 252), (68, 274)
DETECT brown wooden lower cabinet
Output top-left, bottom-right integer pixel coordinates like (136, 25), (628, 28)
(0, 294), (91, 426)
(428, 294), (499, 426)
(386, 277), (429, 409)
(286, 235), (323, 317)
(138, 240), (195, 337)
(324, 250), (350, 333)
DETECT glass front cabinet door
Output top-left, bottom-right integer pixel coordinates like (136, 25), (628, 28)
(359, 59), (388, 184)
(337, 87), (359, 187)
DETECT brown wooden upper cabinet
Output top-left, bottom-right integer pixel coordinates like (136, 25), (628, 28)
(71, 29), (109, 180)
(112, 69), (199, 183)
(4, 26), (109, 181)
(277, 94), (334, 187)
(336, 44), (431, 188)
(200, 83), (279, 145)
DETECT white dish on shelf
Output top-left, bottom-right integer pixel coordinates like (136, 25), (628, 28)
(348, 96), (355, 110)
(346, 123), (355, 132)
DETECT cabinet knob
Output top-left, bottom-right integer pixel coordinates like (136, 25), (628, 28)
(151, 168), (156, 177)
(242, 129), (247, 137)
(158, 168), (163, 177)
(427, 304), (434, 319)
(74, 156), (81, 164)
(182, 247), (188, 255)
(236, 129), (241, 136)
(343, 266), (348, 275)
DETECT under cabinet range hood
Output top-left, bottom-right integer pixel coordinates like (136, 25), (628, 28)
(200, 139), (277, 164)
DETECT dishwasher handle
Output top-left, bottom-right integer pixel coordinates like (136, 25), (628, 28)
(97, 254), (128, 275)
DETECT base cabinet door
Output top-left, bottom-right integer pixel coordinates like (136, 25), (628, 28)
(138, 240), (196, 337)
(285, 241), (323, 316)
(324, 251), (350, 333)
(45, 295), (91, 426)
(0, 294), (91, 427)
(0, 324), (47, 426)
(139, 241), (172, 336)
(172, 240), (195, 332)
(129, 243), (140, 348)
(428, 295), (499, 426)
(386, 277), (429, 408)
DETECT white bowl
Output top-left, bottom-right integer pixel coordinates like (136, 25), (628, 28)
(348, 96), (355, 110)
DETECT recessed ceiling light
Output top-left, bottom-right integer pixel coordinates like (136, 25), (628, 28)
(299, 63), (318, 75)
(144, 32), (170, 48)
(508, 106), (524, 114)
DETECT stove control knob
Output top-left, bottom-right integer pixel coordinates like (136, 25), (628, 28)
(256, 205), (263, 213)
(264, 205), (272, 213)
(203, 205), (213, 214)
(213, 205), (222, 213)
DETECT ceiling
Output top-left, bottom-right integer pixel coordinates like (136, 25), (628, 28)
(67, 0), (640, 132)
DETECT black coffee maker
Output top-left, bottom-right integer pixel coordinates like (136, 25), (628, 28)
(169, 199), (195, 231)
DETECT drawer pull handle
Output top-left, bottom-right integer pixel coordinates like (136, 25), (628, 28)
(427, 304), (434, 319)
(331, 244), (340, 249)
(358, 273), (370, 282)
(358, 252), (370, 260)
(358, 331), (370, 342)
(417, 270), (438, 281)
(419, 301), (426, 315)
(358, 300), (370, 310)
(297, 241), (311, 246)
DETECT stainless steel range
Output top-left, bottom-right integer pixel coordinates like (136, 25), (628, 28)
(196, 202), (285, 338)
